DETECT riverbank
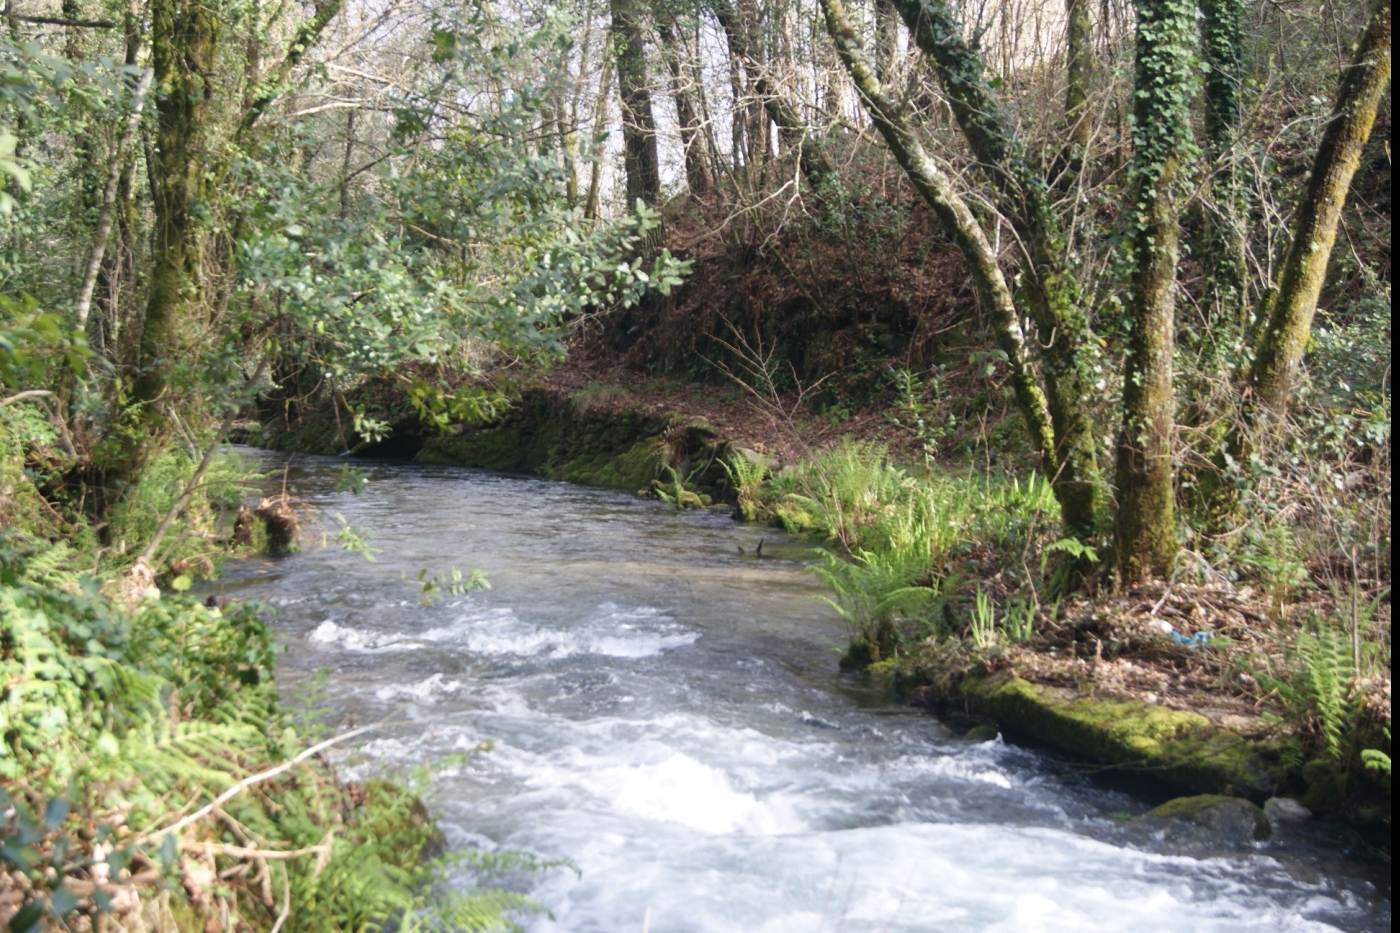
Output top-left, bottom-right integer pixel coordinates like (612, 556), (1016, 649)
(0, 409), (513, 931)
(254, 361), (1392, 848)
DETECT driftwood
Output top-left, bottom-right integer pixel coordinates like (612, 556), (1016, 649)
(253, 496), (300, 552)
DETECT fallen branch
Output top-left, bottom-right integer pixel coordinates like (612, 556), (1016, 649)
(136, 724), (378, 844)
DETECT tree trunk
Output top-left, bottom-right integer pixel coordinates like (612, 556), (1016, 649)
(819, 0), (1059, 481)
(1199, 0), (1248, 332)
(890, 0), (1101, 539)
(657, 9), (712, 199)
(584, 49), (614, 220)
(610, 0), (661, 208)
(874, 0), (899, 83)
(715, 0), (836, 192)
(1114, 0), (1194, 582)
(1065, 0), (1092, 151)
(1250, 0), (1391, 415)
(110, 0), (219, 488)
(738, 0), (768, 174)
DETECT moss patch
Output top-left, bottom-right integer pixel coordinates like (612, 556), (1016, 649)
(958, 670), (1287, 796)
(1136, 794), (1271, 845)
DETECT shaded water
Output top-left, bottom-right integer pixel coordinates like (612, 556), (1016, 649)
(219, 451), (1388, 933)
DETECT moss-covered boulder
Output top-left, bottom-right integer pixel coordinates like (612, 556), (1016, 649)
(1132, 794), (1270, 847)
(958, 670), (1288, 797)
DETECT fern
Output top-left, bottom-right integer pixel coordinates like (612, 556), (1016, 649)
(1297, 625), (1354, 761)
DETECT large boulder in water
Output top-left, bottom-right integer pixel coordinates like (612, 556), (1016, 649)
(1133, 794), (1270, 848)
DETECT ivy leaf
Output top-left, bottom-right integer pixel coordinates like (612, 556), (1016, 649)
(44, 797), (70, 830)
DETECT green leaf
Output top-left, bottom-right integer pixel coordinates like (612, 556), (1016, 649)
(9, 900), (44, 933)
(44, 797), (70, 829)
(50, 886), (79, 914)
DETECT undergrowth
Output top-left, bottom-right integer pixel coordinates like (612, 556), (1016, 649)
(0, 535), (540, 931)
(0, 416), (539, 930)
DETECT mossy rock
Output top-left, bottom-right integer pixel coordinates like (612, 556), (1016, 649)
(419, 424), (529, 471)
(959, 670), (1287, 796)
(770, 494), (824, 536)
(1133, 794), (1270, 847)
(560, 437), (671, 490)
(963, 724), (999, 743)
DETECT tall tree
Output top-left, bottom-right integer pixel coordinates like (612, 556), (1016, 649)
(1064, 0), (1092, 152)
(818, 0), (1059, 481)
(1114, 0), (1195, 581)
(656, 5), (712, 199)
(1249, 0), (1391, 415)
(713, 0), (835, 191)
(890, 0), (1102, 539)
(1198, 0), (1248, 332)
(109, 0), (220, 485)
(611, 0), (661, 207)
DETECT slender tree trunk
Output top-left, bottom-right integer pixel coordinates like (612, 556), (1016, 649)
(738, 0), (768, 174)
(76, 68), (153, 333)
(584, 49), (614, 220)
(657, 10), (712, 199)
(96, 0), (146, 365)
(610, 0), (661, 208)
(1065, 0), (1092, 151)
(1199, 0), (1248, 332)
(874, 0), (899, 83)
(1250, 0), (1391, 415)
(819, 0), (1059, 480)
(339, 109), (355, 218)
(890, 0), (1101, 538)
(1114, 0), (1194, 582)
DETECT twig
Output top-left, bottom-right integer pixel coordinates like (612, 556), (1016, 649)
(0, 389), (56, 407)
(199, 835), (333, 862)
(6, 9), (117, 26)
(268, 863), (292, 933)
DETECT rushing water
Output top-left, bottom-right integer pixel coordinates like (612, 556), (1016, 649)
(218, 451), (1388, 933)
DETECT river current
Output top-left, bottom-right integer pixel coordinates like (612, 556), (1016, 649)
(219, 451), (1388, 933)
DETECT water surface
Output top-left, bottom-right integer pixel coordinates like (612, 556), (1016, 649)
(219, 451), (1388, 932)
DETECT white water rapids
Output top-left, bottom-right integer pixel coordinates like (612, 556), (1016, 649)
(220, 453), (1388, 932)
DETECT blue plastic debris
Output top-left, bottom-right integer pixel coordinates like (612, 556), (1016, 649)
(1171, 630), (1213, 647)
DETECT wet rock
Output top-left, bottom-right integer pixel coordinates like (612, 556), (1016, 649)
(1264, 796), (1312, 828)
(1134, 794), (1270, 848)
(956, 670), (1287, 796)
(963, 724), (999, 743)
(735, 446), (774, 470)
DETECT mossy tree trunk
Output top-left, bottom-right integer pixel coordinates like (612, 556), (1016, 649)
(818, 0), (1059, 482)
(1114, 0), (1195, 582)
(610, 0), (661, 208)
(104, 0), (219, 493)
(1065, 0), (1093, 152)
(1249, 0), (1391, 416)
(889, 0), (1102, 540)
(1196, 0), (1389, 530)
(1199, 0), (1248, 335)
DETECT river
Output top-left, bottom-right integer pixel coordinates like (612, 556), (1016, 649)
(218, 451), (1388, 933)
